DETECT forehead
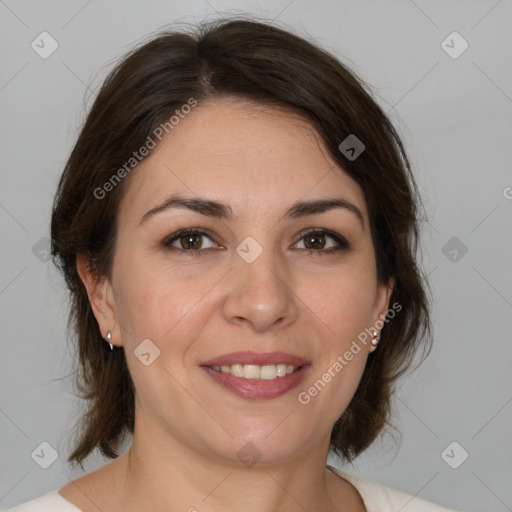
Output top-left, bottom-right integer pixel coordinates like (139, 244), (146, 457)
(119, 99), (367, 226)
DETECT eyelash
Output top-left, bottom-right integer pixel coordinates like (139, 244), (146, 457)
(162, 228), (350, 257)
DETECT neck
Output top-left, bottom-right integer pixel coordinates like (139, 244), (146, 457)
(113, 427), (341, 512)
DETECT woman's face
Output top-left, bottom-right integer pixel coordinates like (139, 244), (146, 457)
(84, 99), (393, 466)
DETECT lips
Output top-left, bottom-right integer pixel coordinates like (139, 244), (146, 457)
(200, 351), (311, 400)
(200, 351), (310, 367)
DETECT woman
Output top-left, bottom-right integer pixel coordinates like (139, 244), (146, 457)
(8, 17), (462, 512)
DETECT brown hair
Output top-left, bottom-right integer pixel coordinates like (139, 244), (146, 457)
(51, 17), (432, 468)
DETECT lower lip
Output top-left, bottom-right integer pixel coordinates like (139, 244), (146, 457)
(201, 366), (310, 400)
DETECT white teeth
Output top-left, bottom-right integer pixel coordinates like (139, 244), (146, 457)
(231, 364), (244, 377)
(260, 365), (277, 380)
(209, 363), (300, 380)
(276, 364), (287, 377)
(243, 364), (260, 379)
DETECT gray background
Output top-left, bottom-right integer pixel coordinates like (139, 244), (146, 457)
(1, 1), (511, 511)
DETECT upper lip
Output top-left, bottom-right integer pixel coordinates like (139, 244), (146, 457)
(200, 351), (310, 367)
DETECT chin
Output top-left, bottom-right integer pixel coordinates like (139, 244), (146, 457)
(202, 426), (313, 468)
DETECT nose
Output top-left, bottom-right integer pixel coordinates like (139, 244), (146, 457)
(221, 243), (299, 333)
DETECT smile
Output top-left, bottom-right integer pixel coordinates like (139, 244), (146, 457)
(207, 363), (300, 380)
(201, 364), (310, 400)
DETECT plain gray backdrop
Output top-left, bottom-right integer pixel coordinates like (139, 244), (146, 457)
(1, 1), (511, 511)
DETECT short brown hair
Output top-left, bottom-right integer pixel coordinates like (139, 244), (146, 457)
(51, 17), (432, 468)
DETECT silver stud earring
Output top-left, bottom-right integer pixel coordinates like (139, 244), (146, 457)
(370, 330), (379, 352)
(106, 331), (113, 351)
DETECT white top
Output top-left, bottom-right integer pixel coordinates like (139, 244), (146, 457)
(5, 465), (461, 511)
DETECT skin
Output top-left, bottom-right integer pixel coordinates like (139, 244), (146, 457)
(62, 98), (394, 512)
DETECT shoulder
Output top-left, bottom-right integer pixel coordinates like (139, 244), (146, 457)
(327, 465), (463, 512)
(4, 489), (81, 512)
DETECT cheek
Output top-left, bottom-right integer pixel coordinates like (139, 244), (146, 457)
(112, 264), (211, 403)
(296, 258), (376, 407)
(112, 252), (219, 350)
(304, 264), (378, 341)
(299, 284), (371, 423)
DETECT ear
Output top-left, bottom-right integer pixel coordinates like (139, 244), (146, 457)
(76, 254), (120, 347)
(373, 276), (396, 328)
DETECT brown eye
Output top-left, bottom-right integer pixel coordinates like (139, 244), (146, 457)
(293, 229), (349, 254)
(163, 229), (218, 253)
(179, 233), (203, 250)
(303, 232), (327, 250)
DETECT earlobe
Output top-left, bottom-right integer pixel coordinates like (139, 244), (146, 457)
(76, 254), (118, 344)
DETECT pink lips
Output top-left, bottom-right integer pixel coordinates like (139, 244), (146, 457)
(200, 351), (311, 400)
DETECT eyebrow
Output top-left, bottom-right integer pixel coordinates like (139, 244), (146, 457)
(138, 194), (365, 230)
